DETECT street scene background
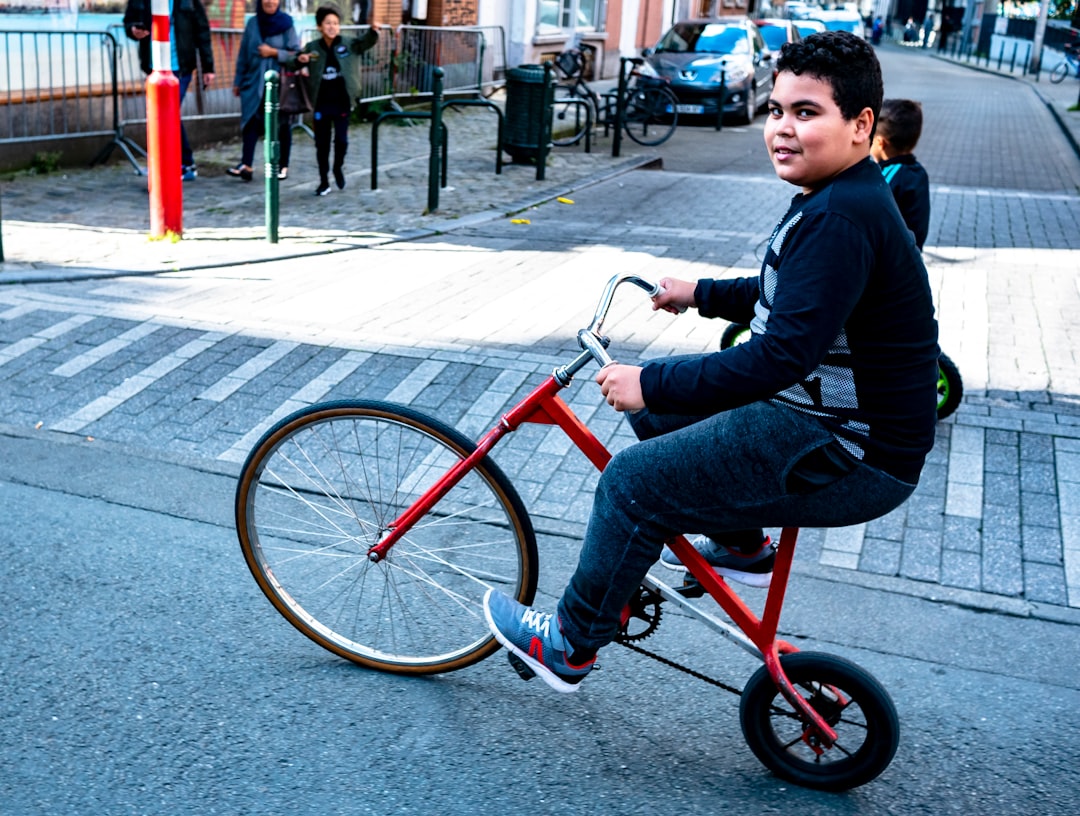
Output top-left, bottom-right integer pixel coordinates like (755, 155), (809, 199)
(2, 42), (1080, 814)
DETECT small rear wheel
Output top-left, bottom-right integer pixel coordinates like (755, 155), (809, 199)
(622, 84), (679, 146)
(739, 652), (900, 791)
(235, 400), (538, 674)
(936, 352), (963, 420)
(1049, 60), (1069, 83)
(720, 322), (751, 349)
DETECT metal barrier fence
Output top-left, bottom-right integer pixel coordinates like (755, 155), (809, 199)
(943, 33), (1043, 78)
(0, 29), (119, 143)
(0, 23), (507, 157)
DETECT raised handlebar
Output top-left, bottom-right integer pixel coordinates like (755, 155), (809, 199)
(554, 274), (661, 383)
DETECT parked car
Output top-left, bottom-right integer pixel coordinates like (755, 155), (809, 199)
(754, 17), (803, 52)
(792, 18), (827, 39)
(811, 9), (866, 38)
(643, 17), (775, 125)
(784, 1), (814, 18)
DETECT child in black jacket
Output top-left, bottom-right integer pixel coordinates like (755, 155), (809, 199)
(872, 98), (931, 249)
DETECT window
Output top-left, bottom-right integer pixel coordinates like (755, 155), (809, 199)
(537, 0), (602, 35)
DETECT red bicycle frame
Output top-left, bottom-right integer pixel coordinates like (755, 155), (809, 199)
(366, 274), (841, 745)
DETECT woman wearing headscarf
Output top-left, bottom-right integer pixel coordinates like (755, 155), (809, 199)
(228, 0), (300, 181)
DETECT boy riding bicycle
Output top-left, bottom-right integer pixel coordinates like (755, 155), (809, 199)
(484, 31), (940, 693)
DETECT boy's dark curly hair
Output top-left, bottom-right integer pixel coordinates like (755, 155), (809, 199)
(776, 31), (883, 126)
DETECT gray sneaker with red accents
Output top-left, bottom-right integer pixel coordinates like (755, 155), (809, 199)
(660, 535), (776, 588)
(483, 589), (595, 693)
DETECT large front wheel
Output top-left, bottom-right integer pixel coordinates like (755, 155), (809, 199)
(1049, 60), (1069, 83)
(235, 400), (538, 674)
(739, 652), (900, 791)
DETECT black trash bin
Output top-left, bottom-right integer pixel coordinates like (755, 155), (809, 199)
(503, 64), (552, 164)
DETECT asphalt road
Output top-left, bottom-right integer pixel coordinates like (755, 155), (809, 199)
(3, 429), (1080, 814)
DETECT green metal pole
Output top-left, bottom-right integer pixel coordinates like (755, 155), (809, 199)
(264, 70), (280, 244)
(428, 67), (444, 214)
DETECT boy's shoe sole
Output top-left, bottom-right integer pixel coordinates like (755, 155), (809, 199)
(681, 566), (772, 589)
(482, 589), (585, 694)
(660, 539), (774, 588)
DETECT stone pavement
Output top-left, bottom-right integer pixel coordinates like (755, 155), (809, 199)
(1, 45), (1079, 622)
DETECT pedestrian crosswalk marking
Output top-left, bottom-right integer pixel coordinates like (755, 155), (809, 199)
(0, 315), (95, 369)
(0, 303), (39, 321)
(51, 331), (230, 433)
(383, 360), (448, 405)
(217, 350), (372, 463)
(197, 339), (300, 402)
(51, 320), (164, 377)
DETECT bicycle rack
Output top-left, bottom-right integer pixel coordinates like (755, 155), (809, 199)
(371, 67), (505, 213)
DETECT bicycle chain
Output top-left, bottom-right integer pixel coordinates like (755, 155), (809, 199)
(614, 637), (744, 697)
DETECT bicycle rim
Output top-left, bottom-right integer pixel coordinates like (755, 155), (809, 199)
(623, 86), (678, 146)
(236, 400), (538, 674)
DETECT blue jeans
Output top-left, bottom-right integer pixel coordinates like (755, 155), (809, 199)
(556, 400), (917, 652)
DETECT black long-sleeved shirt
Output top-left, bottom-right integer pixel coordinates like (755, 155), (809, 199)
(639, 158), (939, 483)
(880, 153), (930, 249)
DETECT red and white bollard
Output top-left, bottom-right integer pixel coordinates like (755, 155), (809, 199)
(145, 0), (182, 238)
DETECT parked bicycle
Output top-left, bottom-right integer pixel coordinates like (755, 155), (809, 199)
(235, 273), (901, 792)
(551, 42), (680, 147)
(1049, 42), (1080, 83)
(719, 322), (963, 420)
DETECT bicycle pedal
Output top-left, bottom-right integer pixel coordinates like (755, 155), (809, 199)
(674, 577), (706, 599)
(506, 651), (536, 681)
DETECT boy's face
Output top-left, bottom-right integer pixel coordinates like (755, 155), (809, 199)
(319, 13), (341, 40)
(764, 71), (874, 194)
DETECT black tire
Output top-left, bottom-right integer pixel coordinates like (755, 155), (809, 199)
(235, 399), (538, 674)
(622, 84), (679, 146)
(720, 322), (752, 349)
(936, 352), (963, 420)
(739, 652), (900, 791)
(552, 85), (595, 146)
(736, 83), (756, 125)
(1049, 61), (1069, 83)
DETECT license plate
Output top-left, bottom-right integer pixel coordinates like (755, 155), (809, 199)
(676, 104), (705, 114)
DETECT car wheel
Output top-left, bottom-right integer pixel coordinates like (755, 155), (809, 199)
(738, 83), (756, 125)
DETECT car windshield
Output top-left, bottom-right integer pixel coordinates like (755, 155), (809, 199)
(656, 23), (748, 55)
(757, 25), (788, 50)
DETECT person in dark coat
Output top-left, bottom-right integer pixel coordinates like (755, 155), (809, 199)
(227, 0), (300, 182)
(123, 0), (215, 180)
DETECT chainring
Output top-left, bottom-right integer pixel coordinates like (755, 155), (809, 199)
(616, 587), (663, 642)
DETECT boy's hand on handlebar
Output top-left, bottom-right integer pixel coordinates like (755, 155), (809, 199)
(652, 277), (696, 314)
(596, 364), (645, 413)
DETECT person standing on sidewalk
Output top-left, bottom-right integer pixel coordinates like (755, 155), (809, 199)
(293, 5), (378, 196)
(227, 0), (300, 182)
(123, 0), (215, 181)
